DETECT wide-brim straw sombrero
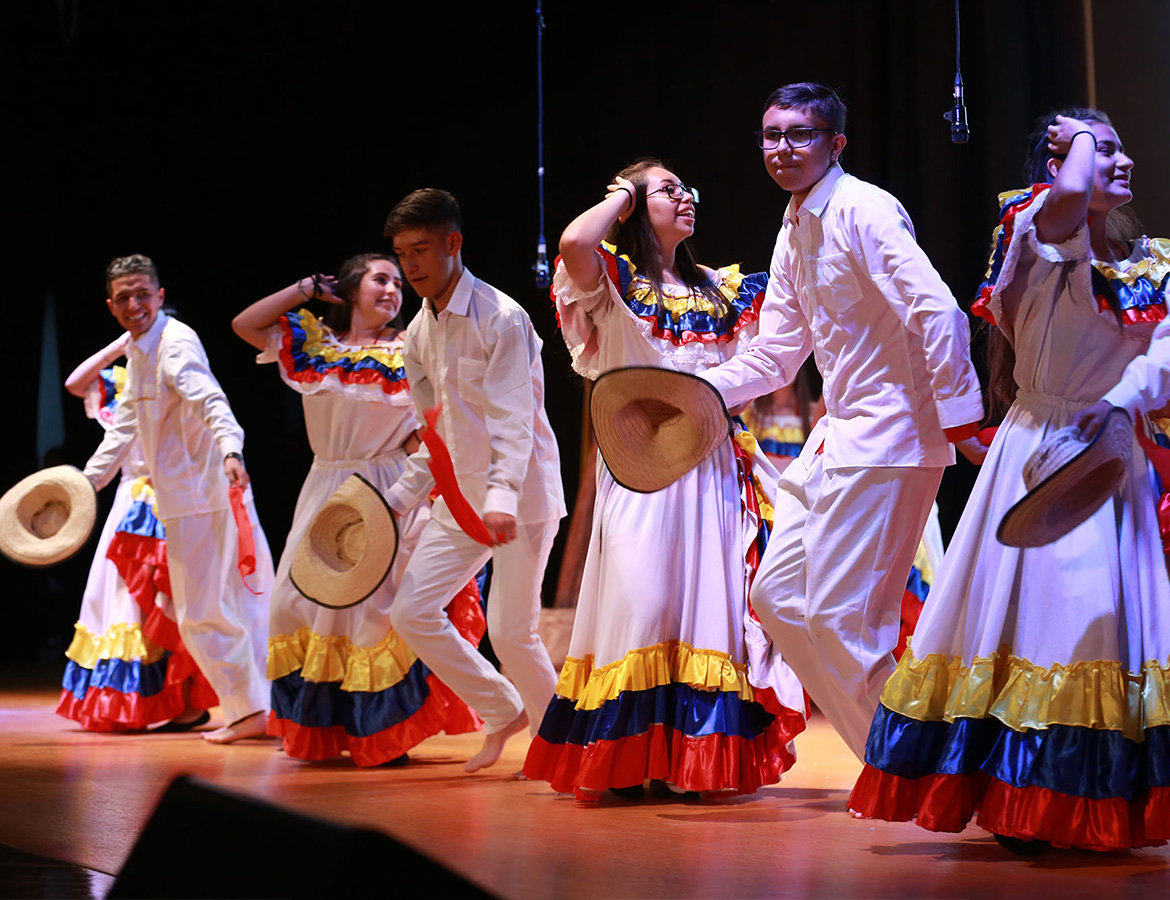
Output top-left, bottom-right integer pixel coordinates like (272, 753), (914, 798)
(590, 366), (731, 493)
(289, 473), (398, 609)
(998, 407), (1132, 548)
(0, 465), (97, 567)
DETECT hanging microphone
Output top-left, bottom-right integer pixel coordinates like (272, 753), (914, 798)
(942, 0), (969, 144)
(534, 234), (551, 289)
(944, 72), (969, 144)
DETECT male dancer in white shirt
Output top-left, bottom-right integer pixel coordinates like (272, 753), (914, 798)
(383, 189), (566, 772)
(84, 255), (273, 743)
(701, 83), (984, 759)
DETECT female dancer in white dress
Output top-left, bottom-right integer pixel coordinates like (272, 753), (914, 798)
(233, 254), (484, 765)
(523, 160), (806, 798)
(849, 109), (1170, 852)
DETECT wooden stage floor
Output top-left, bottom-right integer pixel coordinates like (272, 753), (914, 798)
(1, 676), (1167, 899)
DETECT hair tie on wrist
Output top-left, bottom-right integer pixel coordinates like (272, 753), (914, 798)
(613, 185), (634, 211)
(1070, 130), (1097, 147)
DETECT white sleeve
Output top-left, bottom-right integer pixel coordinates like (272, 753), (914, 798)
(700, 233), (813, 410)
(1102, 316), (1170, 417)
(166, 331), (245, 457)
(852, 196), (984, 429)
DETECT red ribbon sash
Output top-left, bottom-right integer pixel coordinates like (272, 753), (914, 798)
(418, 406), (494, 547)
(228, 483), (262, 595)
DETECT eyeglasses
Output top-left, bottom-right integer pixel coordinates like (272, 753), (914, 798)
(755, 127), (838, 149)
(646, 182), (699, 203)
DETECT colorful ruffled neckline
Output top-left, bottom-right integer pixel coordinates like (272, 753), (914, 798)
(277, 308), (409, 396)
(973, 185), (1168, 327)
(1091, 237), (1170, 324)
(597, 242), (765, 346)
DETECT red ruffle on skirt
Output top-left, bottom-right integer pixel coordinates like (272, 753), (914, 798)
(56, 682), (186, 732)
(850, 763), (1170, 851)
(446, 578), (487, 646)
(267, 674), (483, 767)
(525, 700), (804, 799)
(107, 532), (219, 710)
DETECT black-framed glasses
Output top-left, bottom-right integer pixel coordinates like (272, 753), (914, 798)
(647, 182), (699, 203)
(755, 127), (838, 149)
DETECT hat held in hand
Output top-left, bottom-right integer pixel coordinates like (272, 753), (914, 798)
(290, 474), (398, 609)
(998, 408), (1132, 548)
(590, 366), (731, 493)
(0, 465), (97, 567)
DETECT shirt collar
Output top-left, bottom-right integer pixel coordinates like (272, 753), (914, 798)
(785, 162), (845, 224)
(131, 311), (168, 356)
(424, 268), (475, 317)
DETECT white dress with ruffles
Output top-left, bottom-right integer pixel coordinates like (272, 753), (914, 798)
(524, 248), (807, 796)
(262, 309), (483, 764)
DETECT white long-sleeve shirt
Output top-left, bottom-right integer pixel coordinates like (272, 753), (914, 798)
(384, 268), (566, 526)
(83, 313), (244, 519)
(702, 164), (984, 470)
(1104, 316), (1170, 417)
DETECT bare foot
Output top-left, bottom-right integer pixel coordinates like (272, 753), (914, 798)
(464, 711), (528, 773)
(848, 807), (870, 819)
(202, 711), (269, 744)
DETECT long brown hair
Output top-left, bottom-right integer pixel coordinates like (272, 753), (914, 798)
(606, 158), (723, 306)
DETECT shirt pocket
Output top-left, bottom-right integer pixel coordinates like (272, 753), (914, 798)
(456, 357), (487, 406)
(814, 251), (862, 315)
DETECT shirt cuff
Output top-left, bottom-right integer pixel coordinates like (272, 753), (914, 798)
(934, 392), (985, 431)
(384, 483), (419, 518)
(1101, 382), (1144, 420)
(483, 486), (519, 518)
(218, 437), (245, 458)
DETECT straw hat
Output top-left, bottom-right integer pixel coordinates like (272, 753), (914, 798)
(590, 366), (731, 493)
(0, 465), (97, 567)
(997, 408), (1132, 548)
(289, 474), (398, 609)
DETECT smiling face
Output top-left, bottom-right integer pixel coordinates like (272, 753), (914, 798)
(760, 105), (847, 206)
(1084, 121), (1134, 213)
(106, 273), (165, 337)
(642, 166), (696, 249)
(349, 258), (404, 330)
(391, 226), (463, 310)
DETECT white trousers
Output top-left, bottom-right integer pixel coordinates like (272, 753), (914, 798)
(165, 495), (273, 724)
(390, 515), (560, 734)
(752, 450), (942, 759)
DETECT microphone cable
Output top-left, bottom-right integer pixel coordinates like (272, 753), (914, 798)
(533, 2), (551, 288)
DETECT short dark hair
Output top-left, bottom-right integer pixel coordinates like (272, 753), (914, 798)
(105, 253), (159, 294)
(763, 82), (847, 133)
(383, 188), (463, 238)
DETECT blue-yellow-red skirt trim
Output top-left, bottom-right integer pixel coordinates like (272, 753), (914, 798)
(523, 640), (805, 798)
(266, 581), (485, 766)
(56, 485), (217, 731)
(849, 642), (1170, 851)
(850, 704), (1170, 851)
